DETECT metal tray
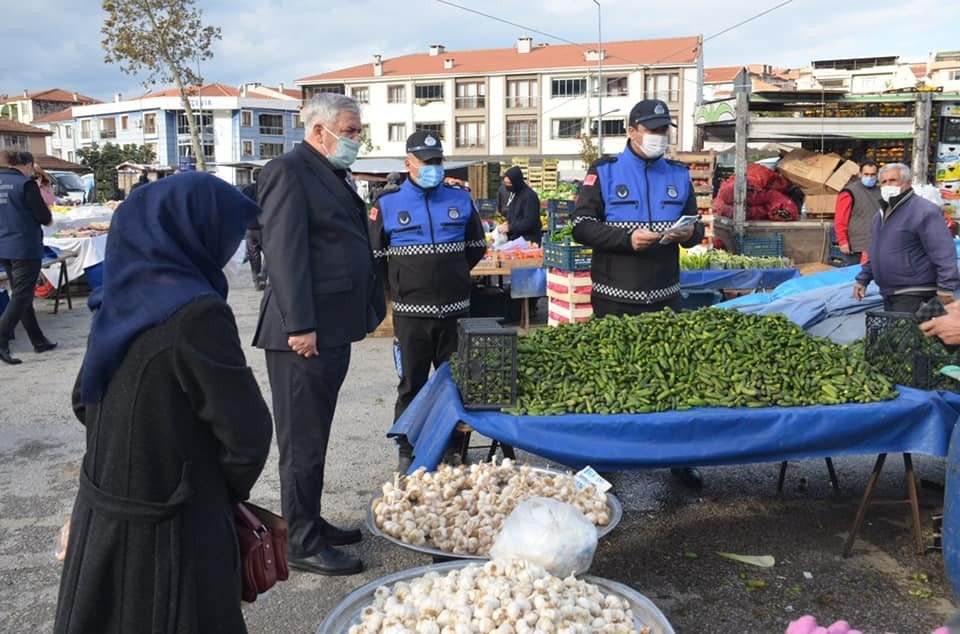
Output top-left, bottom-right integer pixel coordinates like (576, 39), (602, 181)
(366, 466), (622, 561)
(317, 560), (674, 634)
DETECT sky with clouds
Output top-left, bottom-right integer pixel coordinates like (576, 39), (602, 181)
(5, 0), (960, 101)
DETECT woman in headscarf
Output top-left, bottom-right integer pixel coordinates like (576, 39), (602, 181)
(54, 172), (273, 634)
(496, 165), (543, 246)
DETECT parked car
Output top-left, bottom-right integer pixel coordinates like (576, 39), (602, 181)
(48, 170), (88, 204)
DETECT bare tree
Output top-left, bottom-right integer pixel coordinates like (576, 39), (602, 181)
(101, 0), (221, 171)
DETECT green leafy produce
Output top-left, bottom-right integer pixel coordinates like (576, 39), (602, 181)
(506, 309), (898, 415)
(680, 251), (792, 270)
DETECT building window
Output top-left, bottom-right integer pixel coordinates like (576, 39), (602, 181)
(1, 134), (29, 150)
(601, 76), (628, 97)
(590, 118), (627, 137)
(416, 122), (444, 140)
(80, 119), (92, 139)
(388, 85), (406, 104)
(120, 115), (129, 130)
(304, 85), (345, 99)
(64, 125), (72, 139)
(361, 124), (370, 142)
(241, 110), (253, 127)
(455, 82), (486, 109)
(242, 140), (254, 156)
(292, 112), (304, 129)
(951, 70), (960, 81)
(178, 141), (215, 161)
(67, 151), (75, 162)
(259, 142), (284, 159)
(99, 117), (117, 139)
(669, 119), (678, 146)
(455, 120), (486, 148)
(552, 118), (583, 139)
(506, 119), (538, 147)
(506, 79), (539, 109)
(551, 78), (588, 98)
(145, 142), (158, 162)
(388, 123), (406, 142)
(645, 73), (680, 103)
(235, 168), (253, 185)
(143, 113), (157, 135)
(259, 113), (284, 136)
(415, 84), (444, 103)
(177, 112), (213, 135)
(351, 86), (370, 104)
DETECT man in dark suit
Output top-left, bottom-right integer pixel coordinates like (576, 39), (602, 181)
(253, 93), (385, 576)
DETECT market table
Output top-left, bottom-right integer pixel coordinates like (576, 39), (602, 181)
(391, 364), (960, 474)
(43, 234), (107, 288)
(679, 268), (800, 291)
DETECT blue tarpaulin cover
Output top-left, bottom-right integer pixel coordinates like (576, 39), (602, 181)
(679, 268), (800, 290)
(390, 365), (960, 473)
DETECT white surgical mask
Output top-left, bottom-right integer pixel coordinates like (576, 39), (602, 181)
(639, 134), (669, 159)
(880, 185), (901, 203)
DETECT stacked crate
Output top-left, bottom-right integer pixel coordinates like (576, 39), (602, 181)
(670, 151), (716, 240)
(546, 269), (593, 326)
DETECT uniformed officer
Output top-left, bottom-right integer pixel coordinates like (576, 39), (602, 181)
(369, 131), (486, 470)
(572, 100), (706, 487)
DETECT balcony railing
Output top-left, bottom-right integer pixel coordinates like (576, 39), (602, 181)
(455, 96), (486, 109)
(505, 132), (538, 147)
(259, 126), (284, 136)
(505, 96), (539, 109)
(644, 90), (680, 104)
(455, 138), (486, 149)
(100, 130), (117, 139)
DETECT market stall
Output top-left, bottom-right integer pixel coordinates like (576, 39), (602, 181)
(41, 205), (113, 287)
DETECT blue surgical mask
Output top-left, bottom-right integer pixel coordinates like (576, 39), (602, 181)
(861, 176), (877, 188)
(322, 126), (360, 169)
(416, 164), (444, 189)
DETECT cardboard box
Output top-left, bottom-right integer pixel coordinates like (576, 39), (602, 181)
(804, 193), (839, 215)
(777, 149), (843, 190)
(825, 160), (860, 192)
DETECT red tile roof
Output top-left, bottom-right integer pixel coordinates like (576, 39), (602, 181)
(0, 118), (52, 136)
(297, 36), (701, 83)
(32, 107), (75, 124)
(703, 66), (745, 84)
(35, 154), (87, 172)
(0, 89), (99, 105)
(141, 83), (301, 100)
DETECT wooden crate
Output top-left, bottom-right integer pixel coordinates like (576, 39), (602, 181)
(547, 297), (593, 325)
(546, 269), (592, 303)
(370, 295), (394, 338)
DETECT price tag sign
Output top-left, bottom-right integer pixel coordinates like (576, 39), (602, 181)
(574, 466), (612, 493)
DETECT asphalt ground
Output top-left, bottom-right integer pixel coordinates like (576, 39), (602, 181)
(0, 278), (957, 633)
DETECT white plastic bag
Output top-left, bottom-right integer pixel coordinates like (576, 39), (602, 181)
(489, 497), (598, 576)
(222, 241), (248, 286)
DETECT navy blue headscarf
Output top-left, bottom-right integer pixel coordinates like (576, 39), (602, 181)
(80, 172), (261, 404)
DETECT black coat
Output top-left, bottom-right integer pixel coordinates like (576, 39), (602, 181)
(55, 297), (273, 634)
(500, 168), (542, 245)
(252, 142), (385, 350)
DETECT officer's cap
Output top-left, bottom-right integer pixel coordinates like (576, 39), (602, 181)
(406, 131), (444, 161)
(629, 99), (677, 130)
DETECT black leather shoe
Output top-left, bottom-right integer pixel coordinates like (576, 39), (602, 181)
(33, 340), (58, 353)
(287, 544), (362, 576)
(670, 466), (704, 489)
(0, 346), (21, 365)
(318, 518), (362, 546)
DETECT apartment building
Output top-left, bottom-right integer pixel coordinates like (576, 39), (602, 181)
(296, 36), (701, 174)
(0, 88), (99, 125)
(32, 83), (303, 184)
(0, 118), (51, 156)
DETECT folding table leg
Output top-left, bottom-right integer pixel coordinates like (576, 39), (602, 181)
(458, 430), (472, 464)
(62, 262), (72, 310)
(777, 461), (788, 492)
(904, 453), (925, 555)
(842, 453), (887, 558)
(825, 458), (839, 491)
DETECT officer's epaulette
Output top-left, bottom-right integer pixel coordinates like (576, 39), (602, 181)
(594, 156), (618, 167)
(665, 158), (690, 169)
(376, 188), (402, 202)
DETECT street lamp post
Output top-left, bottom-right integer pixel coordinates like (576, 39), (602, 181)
(592, 0), (603, 156)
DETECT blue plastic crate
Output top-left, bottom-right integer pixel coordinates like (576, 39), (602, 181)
(544, 239), (592, 272)
(826, 226), (846, 267)
(736, 233), (783, 258)
(546, 199), (576, 234)
(475, 198), (498, 220)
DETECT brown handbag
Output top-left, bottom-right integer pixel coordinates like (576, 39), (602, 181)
(233, 502), (289, 602)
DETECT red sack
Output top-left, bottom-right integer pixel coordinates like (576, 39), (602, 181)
(747, 164), (776, 190)
(717, 179), (735, 204)
(765, 190), (799, 221)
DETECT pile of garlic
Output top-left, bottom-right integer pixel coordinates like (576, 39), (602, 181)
(372, 458), (611, 555)
(348, 560), (647, 634)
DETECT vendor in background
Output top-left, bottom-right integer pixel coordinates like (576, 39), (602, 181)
(572, 99), (705, 489)
(34, 168), (56, 206)
(242, 168), (266, 291)
(369, 131), (486, 472)
(0, 150), (57, 365)
(853, 163), (959, 312)
(833, 160), (880, 266)
(497, 166), (542, 246)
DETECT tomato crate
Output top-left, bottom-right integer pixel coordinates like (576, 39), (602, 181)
(544, 239), (592, 272)
(864, 311), (959, 391)
(453, 318), (518, 410)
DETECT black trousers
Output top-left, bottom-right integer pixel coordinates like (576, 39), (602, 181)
(592, 294), (683, 318)
(883, 292), (935, 314)
(245, 229), (265, 282)
(265, 344), (350, 555)
(0, 258), (46, 348)
(393, 315), (458, 457)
